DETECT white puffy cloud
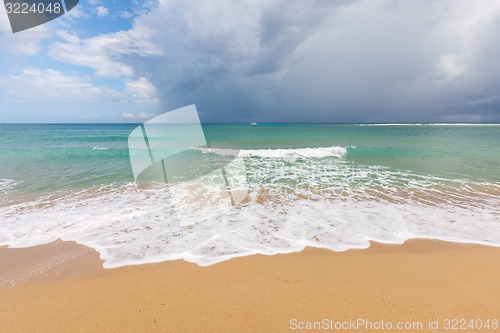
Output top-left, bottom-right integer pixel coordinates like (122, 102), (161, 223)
(3, 68), (120, 101)
(126, 77), (158, 101)
(122, 112), (156, 120)
(3, 68), (157, 104)
(122, 112), (135, 118)
(0, 67), (160, 122)
(48, 26), (162, 78)
(96, 6), (109, 17)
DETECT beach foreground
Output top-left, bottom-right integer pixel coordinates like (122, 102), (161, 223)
(0, 240), (499, 332)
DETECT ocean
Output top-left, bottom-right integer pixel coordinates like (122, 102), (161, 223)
(1, 123), (499, 267)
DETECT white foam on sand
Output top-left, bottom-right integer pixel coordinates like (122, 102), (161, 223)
(0, 147), (499, 268)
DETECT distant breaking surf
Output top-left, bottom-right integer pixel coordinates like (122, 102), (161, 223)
(357, 123), (500, 126)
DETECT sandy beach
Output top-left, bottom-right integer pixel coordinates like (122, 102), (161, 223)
(0, 240), (499, 332)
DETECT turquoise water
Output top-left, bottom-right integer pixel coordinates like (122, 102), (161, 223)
(1, 123), (499, 268)
(1, 124), (499, 195)
(205, 124), (500, 182)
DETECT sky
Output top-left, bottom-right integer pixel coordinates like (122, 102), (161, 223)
(1, 0), (500, 123)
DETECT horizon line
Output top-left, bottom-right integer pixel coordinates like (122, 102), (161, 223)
(1, 122), (500, 125)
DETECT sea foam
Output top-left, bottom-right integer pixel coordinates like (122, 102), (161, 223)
(357, 123), (500, 126)
(0, 147), (499, 268)
(239, 146), (347, 158)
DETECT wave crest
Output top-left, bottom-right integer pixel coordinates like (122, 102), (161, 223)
(239, 146), (347, 158)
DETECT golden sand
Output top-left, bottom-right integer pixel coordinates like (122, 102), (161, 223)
(0, 240), (499, 332)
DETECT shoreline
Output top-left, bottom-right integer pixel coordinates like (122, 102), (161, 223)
(1, 240), (499, 332)
(2, 238), (500, 288)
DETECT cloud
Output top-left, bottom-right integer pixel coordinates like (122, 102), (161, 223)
(39, 0), (500, 122)
(2, 67), (158, 105)
(126, 77), (158, 101)
(0, 4), (52, 55)
(124, 0), (355, 120)
(121, 112), (156, 120)
(0, 67), (160, 122)
(3, 67), (119, 101)
(48, 27), (162, 78)
(96, 6), (109, 17)
(122, 112), (135, 118)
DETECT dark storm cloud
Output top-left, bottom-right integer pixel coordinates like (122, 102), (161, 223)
(118, 0), (500, 122)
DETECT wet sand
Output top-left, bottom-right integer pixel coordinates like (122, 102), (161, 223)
(0, 240), (499, 332)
